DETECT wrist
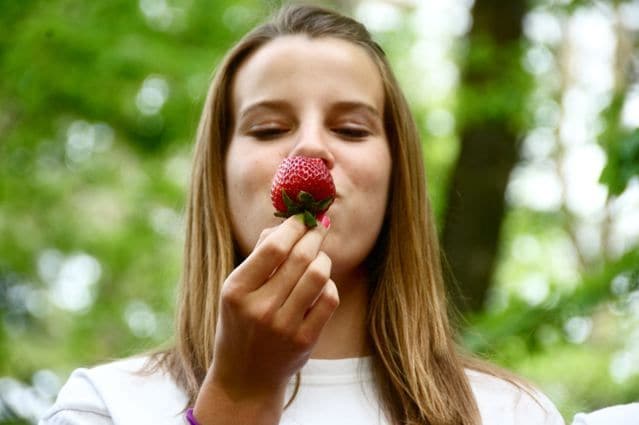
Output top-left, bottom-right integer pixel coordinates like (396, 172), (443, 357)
(192, 378), (287, 425)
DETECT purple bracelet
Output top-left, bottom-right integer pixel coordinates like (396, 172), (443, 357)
(185, 408), (200, 425)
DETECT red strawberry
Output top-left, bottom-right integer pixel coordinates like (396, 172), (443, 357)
(271, 156), (335, 228)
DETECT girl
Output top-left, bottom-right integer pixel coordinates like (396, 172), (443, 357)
(41, 4), (565, 425)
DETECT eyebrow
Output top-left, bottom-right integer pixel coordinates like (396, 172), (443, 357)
(238, 100), (382, 119)
(331, 101), (382, 120)
(239, 100), (292, 119)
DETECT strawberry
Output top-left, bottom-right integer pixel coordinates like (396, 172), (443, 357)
(270, 156), (335, 228)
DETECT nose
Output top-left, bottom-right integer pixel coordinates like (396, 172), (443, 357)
(288, 123), (335, 169)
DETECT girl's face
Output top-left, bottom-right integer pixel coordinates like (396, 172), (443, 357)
(225, 35), (391, 279)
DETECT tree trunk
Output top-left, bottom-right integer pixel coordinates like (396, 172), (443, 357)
(442, 0), (529, 314)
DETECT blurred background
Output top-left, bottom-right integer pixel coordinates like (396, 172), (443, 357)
(1, 0), (638, 423)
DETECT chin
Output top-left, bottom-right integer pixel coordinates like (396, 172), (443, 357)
(323, 237), (365, 272)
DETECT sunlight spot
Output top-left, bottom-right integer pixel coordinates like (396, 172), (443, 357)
(629, 291), (639, 320)
(521, 127), (556, 161)
(511, 234), (542, 263)
(424, 60), (459, 99)
(136, 75), (169, 115)
(0, 377), (51, 423)
(125, 300), (158, 338)
(164, 153), (191, 189)
(436, 1), (474, 36)
(609, 178), (639, 257)
(46, 253), (101, 313)
(575, 221), (604, 260)
(150, 206), (182, 237)
(356, 1), (403, 33)
(619, 1), (639, 30)
(524, 44), (555, 75)
(609, 350), (639, 383)
(534, 99), (561, 128)
(564, 316), (593, 344)
(139, 0), (185, 32)
(65, 121), (113, 165)
(426, 108), (455, 136)
(411, 39), (448, 67)
(517, 274), (550, 306)
(506, 161), (563, 211)
(524, 9), (563, 45)
(621, 85), (639, 128)
(548, 236), (580, 289)
(412, 0), (473, 37)
(32, 370), (61, 400)
(25, 288), (50, 319)
(567, 6), (616, 94)
(37, 249), (64, 287)
(611, 272), (632, 297)
(562, 144), (608, 218)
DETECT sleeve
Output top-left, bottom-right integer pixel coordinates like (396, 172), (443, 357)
(571, 413), (589, 425)
(570, 403), (639, 425)
(39, 410), (113, 425)
(38, 368), (114, 425)
(509, 386), (565, 425)
(468, 370), (566, 425)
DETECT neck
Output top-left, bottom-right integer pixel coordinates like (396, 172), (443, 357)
(310, 267), (372, 359)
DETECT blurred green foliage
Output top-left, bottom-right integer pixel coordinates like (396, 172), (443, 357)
(1, 1), (269, 422)
(1, 1), (638, 424)
(599, 94), (639, 196)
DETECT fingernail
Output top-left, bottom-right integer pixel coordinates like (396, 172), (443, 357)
(320, 214), (331, 229)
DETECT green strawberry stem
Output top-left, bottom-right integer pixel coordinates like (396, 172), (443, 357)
(282, 190), (297, 213)
(302, 211), (317, 228)
(274, 189), (333, 228)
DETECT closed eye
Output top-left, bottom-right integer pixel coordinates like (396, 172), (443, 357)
(333, 127), (371, 140)
(249, 127), (289, 140)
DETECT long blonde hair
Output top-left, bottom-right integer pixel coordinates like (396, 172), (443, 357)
(152, 4), (513, 425)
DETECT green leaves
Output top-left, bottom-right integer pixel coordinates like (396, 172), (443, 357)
(600, 129), (639, 196)
(273, 189), (334, 228)
(597, 92), (639, 198)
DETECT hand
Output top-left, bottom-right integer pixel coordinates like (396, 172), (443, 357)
(194, 215), (339, 424)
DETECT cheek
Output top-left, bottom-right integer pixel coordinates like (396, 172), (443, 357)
(225, 145), (275, 210)
(227, 155), (261, 194)
(357, 149), (391, 205)
(327, 150), (391, 273)
(225, 145), (282, 255)
(333, 147), (391, 248)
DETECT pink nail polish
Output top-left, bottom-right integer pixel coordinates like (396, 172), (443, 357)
(320, 214), (331, 229)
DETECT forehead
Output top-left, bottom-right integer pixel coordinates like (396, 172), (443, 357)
(231, 35), (384, 112)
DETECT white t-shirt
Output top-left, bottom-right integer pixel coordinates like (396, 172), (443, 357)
(39, 356), (565, 425)
(571, 403), (639, 425)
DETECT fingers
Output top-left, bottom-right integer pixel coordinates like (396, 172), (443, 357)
(297, 278), (339, 344)
(254, 225), (276, 247)
(275, 251), (332, 323)
(254, 223), (329, 306)
(227, 215), (307, 293)
(269, 251), (337, 349)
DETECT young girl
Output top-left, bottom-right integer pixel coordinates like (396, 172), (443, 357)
(40, 5), (565, 425)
